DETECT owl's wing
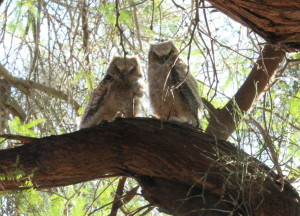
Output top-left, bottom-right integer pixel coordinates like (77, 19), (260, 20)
(79, 74), (113, 129)
(171, 66), (202, 127)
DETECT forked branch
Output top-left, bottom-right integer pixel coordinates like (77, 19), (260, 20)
(206, 45), (285, 140)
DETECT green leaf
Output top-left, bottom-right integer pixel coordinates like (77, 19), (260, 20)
(290, 91), (300, 118)
(77, 106), (85, 116)
(9, 117), (46, 137)
(24, 118), (46, 129)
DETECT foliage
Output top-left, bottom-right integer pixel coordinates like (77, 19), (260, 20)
(0, 0), (299, 215)
(9, 117), (46, 137)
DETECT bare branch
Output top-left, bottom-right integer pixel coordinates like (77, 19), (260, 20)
(5, 96), (26, 122)
(0, 63), (80, 112)
(246, 118), (284, 191)
(109, 177), (127, 216)
(0, 134), (38, 143)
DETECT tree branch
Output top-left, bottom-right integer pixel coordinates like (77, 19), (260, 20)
(0, 118), (298, 216)
(0, 78), (26, 122)
(5, 96), (26, 121)
(109, 177), (126, 216)
(0, 134), (38, 143)
(0, 63), (80, 112)
(206, 45), (285, 140)
(206, 0), (300, 51)
(246, 118), (284, 191)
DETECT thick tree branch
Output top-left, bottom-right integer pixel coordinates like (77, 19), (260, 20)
(0, 63), (80, 112)
(0, 118), (299, 216)
(206, 45), (285, 140)
(206, 0), (300, 51)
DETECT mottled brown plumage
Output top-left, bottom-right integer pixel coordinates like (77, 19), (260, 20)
(148, 41), (203, 126)
(79, 56), (143, 129)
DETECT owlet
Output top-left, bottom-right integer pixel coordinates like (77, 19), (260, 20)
(148, 41), (203, 126)
(79, 56), (143, 129)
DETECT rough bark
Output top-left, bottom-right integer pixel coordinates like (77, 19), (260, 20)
(205, 45), (285, 140)
(206, 0), (300, 51)
(0, 118), (299, 216)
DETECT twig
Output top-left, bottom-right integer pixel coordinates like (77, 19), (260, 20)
(81, 0), (90, 64)
(201, 0), (219, 99)
(150, 0), (154, 30)
(247, 118), (285, 191)
(0, 64), (81, 112)
(109, 177), (127, 216)
(84, 179), (119, 215)
(123, 185), (139, 204)
(115, 0), (128, 56)
(139, 206), (155, 216)
(287, 58), (300, 63)
(5, 96), (26, 121)
(132, 4), (143, 52)
(201, 97), (217, 114)
(0, 134), (38, 143)
(171, 0), (186, 10)
(129, 204), (153, 216)
(257, 107), (300, 131)
(168, 0), (199, 92)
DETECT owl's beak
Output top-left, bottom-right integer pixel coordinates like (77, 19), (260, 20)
(120, 72), (125, 80)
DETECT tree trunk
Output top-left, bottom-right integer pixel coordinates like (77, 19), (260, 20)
(0, 118), (299, 216)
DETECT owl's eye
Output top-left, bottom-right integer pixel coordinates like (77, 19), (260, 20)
(115, 66), (121, 73)
(152, 52), (159, 60)
(129, 66), (137, 74)
(151, 52), (165, 64)
(114, 66), (121, 73)
(103, 74), (113, 82)
(166, 50), (174, 59)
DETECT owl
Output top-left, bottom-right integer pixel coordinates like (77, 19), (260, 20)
(79, 56), (143, 129)
(148, 41), (203, 126)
